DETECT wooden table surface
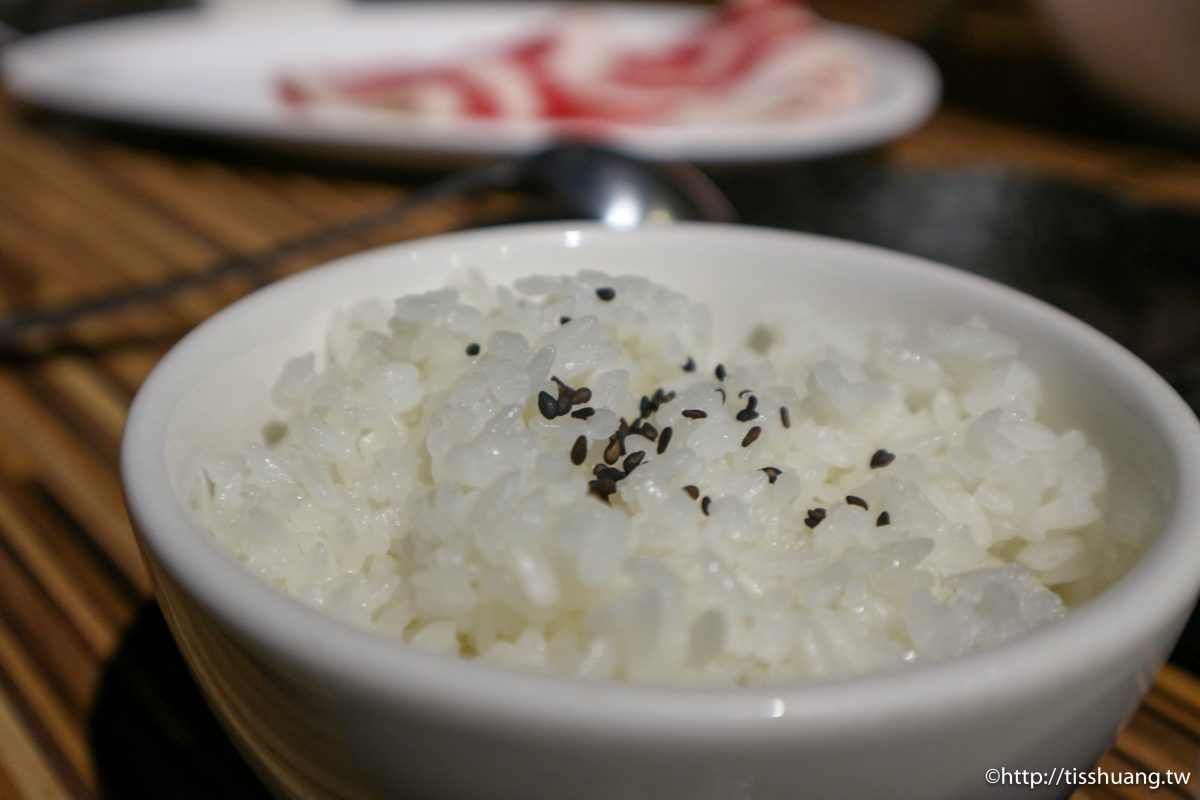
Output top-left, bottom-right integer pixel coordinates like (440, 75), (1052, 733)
(1, 1), (1200, 797)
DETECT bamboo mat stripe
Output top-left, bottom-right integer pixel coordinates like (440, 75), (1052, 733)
(0, 683), (72, 800)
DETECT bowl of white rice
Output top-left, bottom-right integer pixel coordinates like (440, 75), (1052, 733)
(122, 223), (1200, 800)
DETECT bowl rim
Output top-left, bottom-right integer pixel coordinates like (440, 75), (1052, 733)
(122, 221), (1200, 738)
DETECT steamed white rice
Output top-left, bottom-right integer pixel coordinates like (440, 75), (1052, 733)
(191, 270), (1146, 685)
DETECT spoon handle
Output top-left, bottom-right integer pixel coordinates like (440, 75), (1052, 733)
(0, 159), (521, 359)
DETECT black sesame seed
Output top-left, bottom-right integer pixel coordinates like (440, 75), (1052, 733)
(571, 407), (595, 420)
(537, 391), (559, 420)
(560, 316), (572, 325)
(640, 396), (654, 418)
(657, 426), (673, 454)
(715, 387), (727, 403)
(683, 485), (700, 500)
(596, 287), (616, 302)
(738, 389), (754, 398)
(846, 495), (869, 511)
(551, 376), (572, 399)
(735, 407), (760, 423)
(571, 436), (588, 466)
(876, 511), (891, 526)
(598, 467), (626, 482)
(640, 423), (659, 441)
(588, 479), (616, 503)
(741, 426), (762, 447)
(870, 449), (896, 469)
(780, 406), (791, 429)
(616, 418), (631, 437)
(804, 516), (820, 529)
(663, 390), (676, 403)
(804, 507), (827, 529)
(715, 364), (726, 382)
(593, 463), (606, 476)
(682, 409), (707, 419)
(623, 451), (646, 472)
(682, 356), (696, 372)
(571, 387), (592, 404)
(761, 467), (782, 484)
(465, 342), (481, 356)
(603, 438), (622, 465)
(701, 496), (712, 516)
(557, 398), (573, 416)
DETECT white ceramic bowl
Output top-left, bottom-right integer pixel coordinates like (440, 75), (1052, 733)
(122, 223), (1200, 800)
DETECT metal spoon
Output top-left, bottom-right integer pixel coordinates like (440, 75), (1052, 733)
(0, 144), (735, 356)
(519, 144), (735, 227)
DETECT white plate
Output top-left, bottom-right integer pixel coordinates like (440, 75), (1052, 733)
(1, 2), (941, 164)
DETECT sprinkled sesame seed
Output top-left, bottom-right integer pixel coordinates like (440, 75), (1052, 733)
(682, 356), (696, 372)
(549, 377), (576, 416)
(570, 407), (595, 420)
(657, 426), (673, 454)
(588, 478), (617, 503)
(598, 467), (626, 483)
(683, 485), (700, 500)
(465, 342), (480, 356)
(682, 409), (707, 419)
(715, 364), (726, 381)
(741, 426), (762, 447)
(738, 389), (754, 398)
(640, 423), (658, 441)
(640, 396), (654, 418)
(846, 495), (869, 511)
(735, 406), (760, 422)
(537, 391), (559, 420)
(593, 463), (606, 476)
(870, 449), (896, 469)
(603, 438), (622, 465)
(804, 507), (827, 529)
(623, 451), (645, 472)
(596, 287), (616, 301)
(560, 316), (571, 325)
(780, 407), (791, 429)
(571, 387), (592, 404)
(761, 467), (782, 484)
(715, 387), (726, 403)
(876, 511), (891, 526)
(571, 436), (588, 466)
(701, 496), (712, 516)
(735, 396), (759, 421)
